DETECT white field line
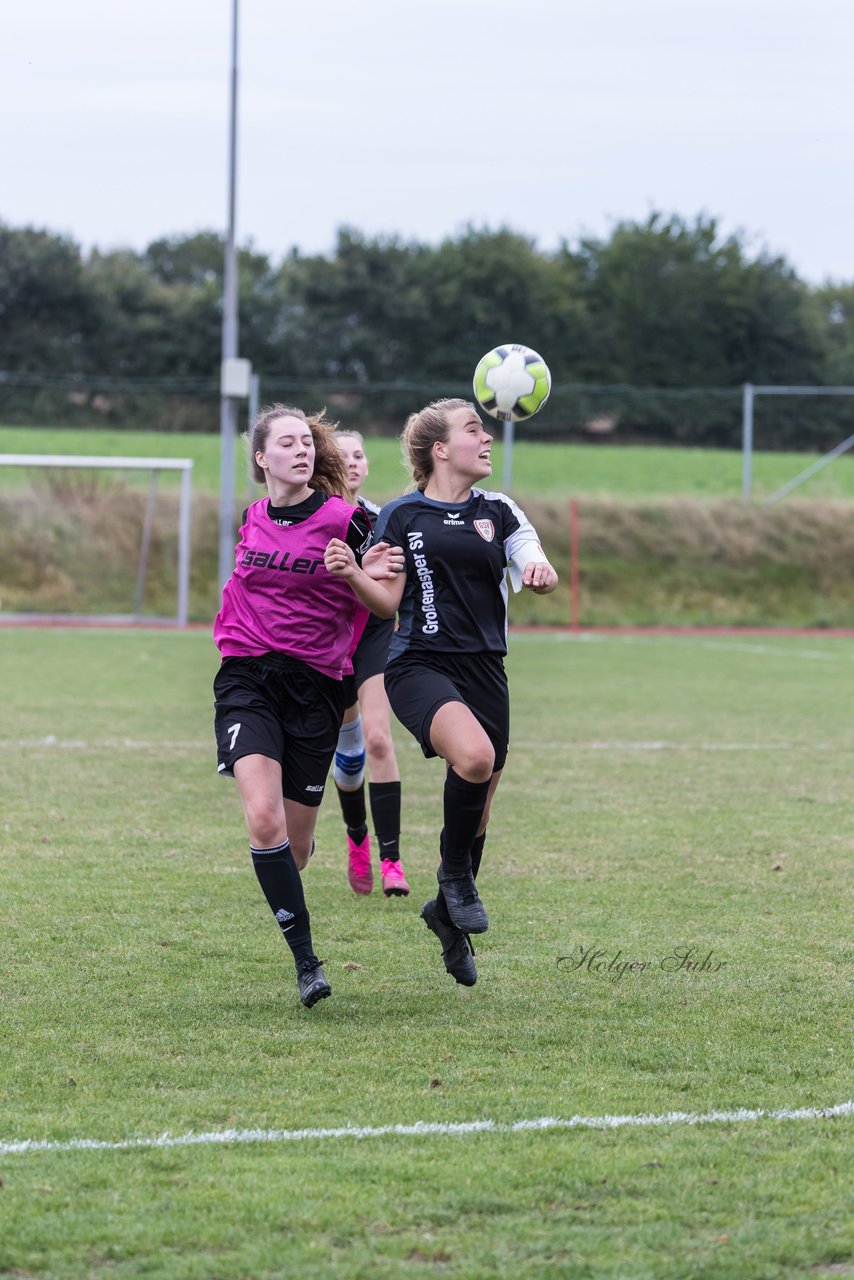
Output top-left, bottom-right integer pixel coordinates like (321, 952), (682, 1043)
(2, 1101), (851, 1159)
(0, 737), (209, 750)
(512, 741), (839, 752)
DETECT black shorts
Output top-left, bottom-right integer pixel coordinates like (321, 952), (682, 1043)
(214, 654), (348, 806)
(384, 651), (509, 771)
(353, 613), (394, 689)
(340, 614), (395, 708)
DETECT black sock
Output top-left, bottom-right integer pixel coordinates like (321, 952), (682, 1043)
(369, 780), (401, 860)
(336, 782), (368, 842)
(436, 828), (488, 926)
(435, 829), (452, 925)
(441, 770), (490, 878)
(470, 831), (487, 881)
(250, 840), (315, 967)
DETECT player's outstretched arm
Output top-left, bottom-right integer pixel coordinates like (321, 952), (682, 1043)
(324, 538), (405, 618)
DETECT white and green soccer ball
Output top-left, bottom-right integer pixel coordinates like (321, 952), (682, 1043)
(472, 343), (552, 422)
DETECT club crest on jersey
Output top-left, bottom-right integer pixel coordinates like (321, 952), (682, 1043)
(474, 519), (495, 542)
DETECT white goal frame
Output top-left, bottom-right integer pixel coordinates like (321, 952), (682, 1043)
(0, 454), (193, 626)
(741, 384), (854, 503)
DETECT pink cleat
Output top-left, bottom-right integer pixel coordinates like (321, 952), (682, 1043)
(381, 858), (411, 898)
(347, 833), (373, 894)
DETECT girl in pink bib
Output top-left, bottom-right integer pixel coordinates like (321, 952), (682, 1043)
(213, 404), (401, 1008)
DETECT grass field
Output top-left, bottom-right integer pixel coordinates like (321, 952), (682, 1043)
(1, 627), (852, 1278)
(4, 424), (854, 629)
(2, 425), (854, 501)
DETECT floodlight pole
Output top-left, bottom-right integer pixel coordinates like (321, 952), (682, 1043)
(502, 419), (514, 491)
(741, 382), (754, 504)
(218, 0), (241, 590)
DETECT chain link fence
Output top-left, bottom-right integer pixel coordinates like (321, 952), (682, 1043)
(3, 370), (854, 450)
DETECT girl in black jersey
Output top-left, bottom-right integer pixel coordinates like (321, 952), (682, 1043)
(331, 430), (411, 899)
(214, 404), (402, 1009)
(324, 397), (557, 988)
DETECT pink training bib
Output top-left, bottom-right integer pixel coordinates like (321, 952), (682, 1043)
(214, 495), (366, 679)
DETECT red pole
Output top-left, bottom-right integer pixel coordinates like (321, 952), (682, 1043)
(570, 497), (580, 633)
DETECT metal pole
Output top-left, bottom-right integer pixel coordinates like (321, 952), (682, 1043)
(248, 371), (260, 431)
(741, 382), (754, 503)
(569, 497), (580, 633)
(502, 418), (514, 491)
(218, 0), (240, 590)
(133, 470), (160, 618)
(177, 463), (193, 626)
(764, 430), (854, 504)
(247, 371), (260, 499)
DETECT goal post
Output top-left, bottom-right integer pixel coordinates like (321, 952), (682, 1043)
(0, 454), (193, 626)
(741, 384), (854, 503)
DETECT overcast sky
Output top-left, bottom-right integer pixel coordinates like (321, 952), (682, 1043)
(3, 0), (852, 284)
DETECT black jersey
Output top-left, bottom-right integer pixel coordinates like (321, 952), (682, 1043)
(375, 488), (547, 660)
(356, 495), (382, 532)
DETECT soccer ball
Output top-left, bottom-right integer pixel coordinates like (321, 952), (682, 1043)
(472, 344), (552, 422)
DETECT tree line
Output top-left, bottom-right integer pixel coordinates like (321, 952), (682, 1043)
(2, 214), (853, 447)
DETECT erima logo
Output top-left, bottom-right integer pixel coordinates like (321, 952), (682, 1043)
(444, 511), (465, 526)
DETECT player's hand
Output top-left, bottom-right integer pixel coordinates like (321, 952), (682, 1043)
(324, 537), (356, 577)
(363, 541), (405, 580)
(522, 561), (558, 594)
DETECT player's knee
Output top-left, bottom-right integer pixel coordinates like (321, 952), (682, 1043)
(245, 801), (284, 850)
(456, 742), (495, 783)
(334, 713), (366, 789)
(334, 746), (365, 790)
(364, 724), (394, 767)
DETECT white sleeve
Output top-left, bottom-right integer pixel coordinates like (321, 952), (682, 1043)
(506, 536), (550, 592)
(478, 489), (550, 593)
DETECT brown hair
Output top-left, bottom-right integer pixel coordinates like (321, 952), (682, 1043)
(400, 397), (472, 490)
(247, 404), (350, 498)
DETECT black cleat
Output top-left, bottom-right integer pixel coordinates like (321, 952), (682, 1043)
(437, 870), (488, 934)
(296, 957), (331, 1008)
(421, 899), (477, 987)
